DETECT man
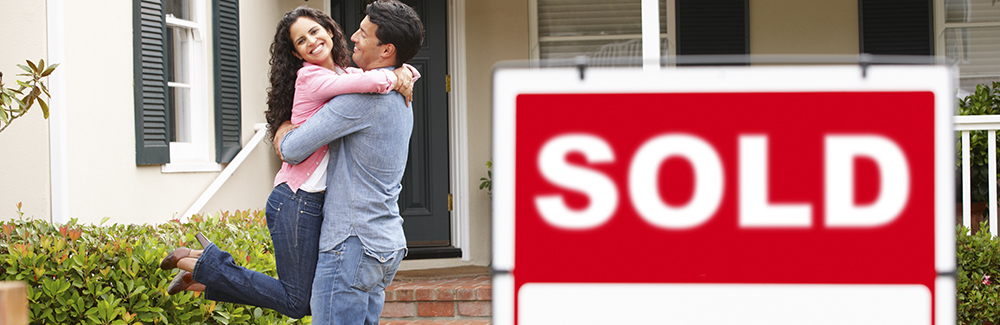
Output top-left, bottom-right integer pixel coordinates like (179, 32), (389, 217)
(273, 1), (424, 324)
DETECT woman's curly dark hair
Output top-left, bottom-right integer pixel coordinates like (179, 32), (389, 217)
(265, 6), (351, 141)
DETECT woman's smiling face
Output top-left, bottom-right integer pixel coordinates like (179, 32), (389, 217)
(289, 17), (336, 69)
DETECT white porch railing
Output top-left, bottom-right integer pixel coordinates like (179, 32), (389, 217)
(180, 123), (269, 221)
(955, 115), (1000, 236)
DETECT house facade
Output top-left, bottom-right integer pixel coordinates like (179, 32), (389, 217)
(0, 0), (993, 271)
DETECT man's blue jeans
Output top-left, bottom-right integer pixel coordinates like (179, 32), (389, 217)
(310, 236), (405, 325)
(192, 183), (323, 319)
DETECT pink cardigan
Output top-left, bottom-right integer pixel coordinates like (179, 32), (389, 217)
(273, 62), (420, 191)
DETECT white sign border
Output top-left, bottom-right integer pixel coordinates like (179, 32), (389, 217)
(492, 64), (956, 324)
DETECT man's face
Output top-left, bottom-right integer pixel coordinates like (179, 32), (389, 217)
(350, 16), (389, 70)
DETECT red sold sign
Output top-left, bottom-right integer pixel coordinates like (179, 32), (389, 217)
(492, 66), (955, 324)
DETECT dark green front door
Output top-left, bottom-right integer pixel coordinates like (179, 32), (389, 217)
(330, 0), (452, 253)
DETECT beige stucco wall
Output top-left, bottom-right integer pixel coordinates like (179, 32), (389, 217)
(53, 0), (301, 225)
(0, 1), (51, 222)
(749, 0), (859, 55)
(63, 0), (160, 225)
(462, 0), (531, 268)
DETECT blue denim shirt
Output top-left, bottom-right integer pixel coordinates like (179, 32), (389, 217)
(279, 74), (411, 253)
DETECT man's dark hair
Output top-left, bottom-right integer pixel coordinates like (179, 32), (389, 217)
(366, 0), (425, 68)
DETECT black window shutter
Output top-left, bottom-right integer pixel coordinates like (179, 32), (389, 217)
(133, 0), (170, 165)
(859, 0), (934, 55)
(675, 0), (749, 65)
(214, 0), (241, 163)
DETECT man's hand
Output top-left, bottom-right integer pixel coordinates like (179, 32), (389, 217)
(273, 121), (298, 161)
(392, 66), (414, 107)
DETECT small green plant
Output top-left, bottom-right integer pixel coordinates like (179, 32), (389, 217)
(958, 221), (1000, 324)
(479, 160), (492, 197)
(0, 59), (58, 135)
(957, 82), (1000, 202)
(1, 206), (309, 324)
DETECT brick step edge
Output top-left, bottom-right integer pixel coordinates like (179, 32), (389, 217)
(385, 275), (492, 303)
(386, 286), (492, 302)
(380, 319), (492, 325)
(382, 301), (492, 318)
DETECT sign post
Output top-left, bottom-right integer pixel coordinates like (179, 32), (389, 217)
(492, 65), (955, 324)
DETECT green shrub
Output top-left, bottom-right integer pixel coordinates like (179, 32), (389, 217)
(958, 222), (1000, 325)
(0, 206), (310, 325)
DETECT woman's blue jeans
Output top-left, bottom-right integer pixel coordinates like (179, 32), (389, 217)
(192, 183), (323, 319)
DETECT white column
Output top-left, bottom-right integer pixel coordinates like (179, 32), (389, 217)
(47, 0), (68, 224)
(642, 0), (660, 71)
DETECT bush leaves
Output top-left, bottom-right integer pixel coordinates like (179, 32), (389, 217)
(0, 209), (309, 324)
(0, 59), (57, 135)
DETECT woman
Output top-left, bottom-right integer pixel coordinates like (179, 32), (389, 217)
(157, 6), (417, 318)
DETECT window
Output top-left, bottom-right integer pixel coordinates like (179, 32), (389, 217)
(133, 0), (241, 169)
(164, 0), (214, 171)
(940, 0), (1000, 96)
(530, 0), (672, 67)
(530, 0), (748, 67)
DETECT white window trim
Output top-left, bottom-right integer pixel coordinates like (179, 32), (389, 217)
(449, 0), (471, 261)
(935, 0), (1000, 80)
(166, 16), (201, 31)
(162, 0), (220, 173)
(528, 0), (675, 67)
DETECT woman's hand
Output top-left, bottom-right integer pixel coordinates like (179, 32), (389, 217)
(392, 66), (415, 107)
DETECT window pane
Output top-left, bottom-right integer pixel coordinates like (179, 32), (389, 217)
(166, 26), (192, 143)
(538, 0), (641, 37)
(946, 27), (1000, 93)
(540, 37), (668, 66)
(170, 27), (190, 84)
(541, 38), (639, 60)
(946, 0), (1000, 23)
(165, 0), (192, 21)
(172, 87), (191, 142)
(537, 0), (672, 66)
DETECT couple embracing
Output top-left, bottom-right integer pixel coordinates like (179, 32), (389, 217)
(157, 1), (423, 324)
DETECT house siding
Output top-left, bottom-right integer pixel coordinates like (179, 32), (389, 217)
(0, 1), (50, 222)
(447, 0), (527, 268)
(0, 0), (296, 225)
(750, 0), (859, 55)
(63, 0), (212, 225)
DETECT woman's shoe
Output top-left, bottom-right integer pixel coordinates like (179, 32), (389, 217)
(160, 247), (192, 270)
(166, 270), (204, 294)
(195, 233), (212, 249)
